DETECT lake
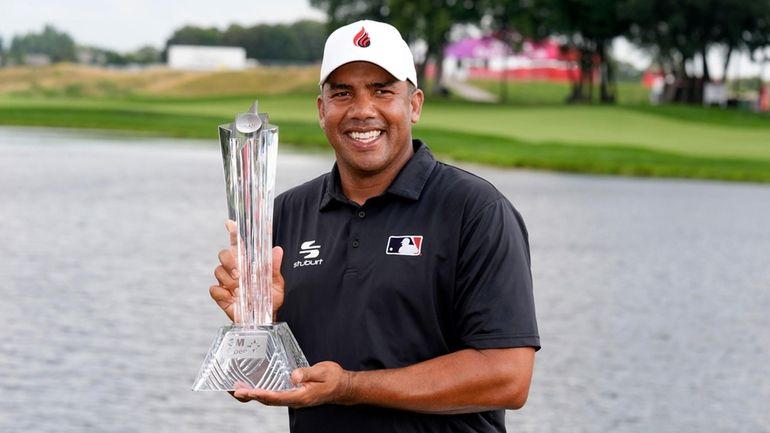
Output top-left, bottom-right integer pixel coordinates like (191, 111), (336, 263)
(1, 126), (768, 433)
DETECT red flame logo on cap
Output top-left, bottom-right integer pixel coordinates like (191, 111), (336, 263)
(353, 27), (371, 48)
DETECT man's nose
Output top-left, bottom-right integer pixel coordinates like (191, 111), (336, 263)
(349, 93), (377, 119)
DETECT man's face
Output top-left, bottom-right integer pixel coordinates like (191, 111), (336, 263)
(317, 61), (424, 179)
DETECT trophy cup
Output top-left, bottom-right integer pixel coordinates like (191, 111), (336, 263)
(193, 101), (308, 392)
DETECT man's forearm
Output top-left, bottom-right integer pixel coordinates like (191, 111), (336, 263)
(231, 346), (535, 412)
(342, 347), (536, 414)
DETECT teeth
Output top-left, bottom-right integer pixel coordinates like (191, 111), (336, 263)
(349, 130), (381, 142)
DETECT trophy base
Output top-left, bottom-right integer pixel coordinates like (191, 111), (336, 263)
(192, 322), (309, 391)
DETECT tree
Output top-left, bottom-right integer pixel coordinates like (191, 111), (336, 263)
(166, 25), (223, 46)
(130, 45), (162, 64)
(309, 0), (389, 32)
(291, 20), (327, 62)
(165, 25), (223, 58)
(223, 22), (324, 63)
(488, 0), (630, 103)
(163, 25), (222, 62)
(483, 0), (556, 102)
(559, 0), (633, 103)
(482, 0), (632, 103)
(166, 21), (326, 64)
(223, 24), (300, 63)
(9, 24), (76, 63)
(390, 0), (482, 93)
(623, 0), (770, 104)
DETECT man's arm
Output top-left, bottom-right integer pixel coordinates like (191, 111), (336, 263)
(232, 346), (535, 413)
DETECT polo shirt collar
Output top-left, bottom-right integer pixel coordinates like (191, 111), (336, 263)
(387, 140), (436, 200)
(319, 139), (436, 210)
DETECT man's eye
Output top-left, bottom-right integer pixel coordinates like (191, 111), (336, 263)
(375, 89), (392, 95)
(332, 91), (350, 97)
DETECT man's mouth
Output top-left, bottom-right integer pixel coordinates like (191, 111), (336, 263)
(348, 130), (382, 143)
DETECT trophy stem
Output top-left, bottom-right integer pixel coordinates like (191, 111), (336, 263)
(230, 118), (276, 326)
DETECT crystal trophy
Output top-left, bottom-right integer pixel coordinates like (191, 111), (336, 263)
(193, 101), (309, 392)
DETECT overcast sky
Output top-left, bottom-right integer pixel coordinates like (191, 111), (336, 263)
(0, 0), (326, 51)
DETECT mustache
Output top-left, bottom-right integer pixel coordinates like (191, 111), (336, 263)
(342, 120), (386, 131)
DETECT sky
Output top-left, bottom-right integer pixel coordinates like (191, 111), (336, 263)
(0, 0), (326, 52)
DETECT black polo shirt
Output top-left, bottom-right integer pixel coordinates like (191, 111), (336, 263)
(274, 140), (539, 433)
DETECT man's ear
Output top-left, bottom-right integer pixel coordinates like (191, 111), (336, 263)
(317, 94), (325, 128)
(410, 88), (424, 124)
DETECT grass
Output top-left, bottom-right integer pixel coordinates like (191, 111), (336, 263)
(467, 79), (652, 105)
(415, 127), (770, 182)
(418, 100), (770, 161)
(1, 65), (769, 183)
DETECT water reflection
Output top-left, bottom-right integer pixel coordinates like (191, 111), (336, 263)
(1, 127), (768, 433)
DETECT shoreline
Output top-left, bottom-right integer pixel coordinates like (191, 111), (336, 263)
(2, 122), (768, 185)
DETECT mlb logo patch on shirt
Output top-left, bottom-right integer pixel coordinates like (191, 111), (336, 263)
(386, 235), (423, 256)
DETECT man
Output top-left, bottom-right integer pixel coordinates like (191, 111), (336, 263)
(211, 20), (540, 433)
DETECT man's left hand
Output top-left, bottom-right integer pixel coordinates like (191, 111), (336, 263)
(232, 361), (353, 408)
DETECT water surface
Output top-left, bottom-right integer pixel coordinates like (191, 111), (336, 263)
(1, 127), (768, 433)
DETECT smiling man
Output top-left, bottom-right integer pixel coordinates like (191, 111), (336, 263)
(211, 20), (540, 433)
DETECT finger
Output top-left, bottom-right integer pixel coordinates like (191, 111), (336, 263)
(225, 220), (240, 268)
(228, 390), (252, 403)
(209, 285), (234, 304)
(234, 388), (304, 407)
(210, 285), (236, 322)
(218, 249), (238, 277)
(233, 387), (273, 402)
(225, 219), (238, 247)
(214, 265), (237, 290)
(292, 364), (326, 384)
(291, 368), (306, 385)
(232, 387), (255, 400)
(231, 382), (255, 403)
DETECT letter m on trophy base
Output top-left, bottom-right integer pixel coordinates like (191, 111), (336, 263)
(193, 101), (309, 392)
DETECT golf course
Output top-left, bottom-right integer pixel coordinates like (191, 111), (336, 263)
(1, 64), (769, 182)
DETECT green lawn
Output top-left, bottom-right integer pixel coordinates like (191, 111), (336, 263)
(419, 101), (770, 161)
(467, 79), (651, 105)
(1, 91), (769, 182)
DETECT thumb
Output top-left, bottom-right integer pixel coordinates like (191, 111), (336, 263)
(272, 246), (284, 283)
(291, 367), (308, 385)
(293, 362), (337, 384)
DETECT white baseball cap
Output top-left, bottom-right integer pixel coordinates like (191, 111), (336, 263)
(319, 20), (418, 87)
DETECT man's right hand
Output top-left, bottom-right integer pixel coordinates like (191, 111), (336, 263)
(210, 220), (286, 322)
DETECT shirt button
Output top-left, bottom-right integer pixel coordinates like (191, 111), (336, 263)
(358, 211), (366, 218)
(352, 239), (360, 248)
